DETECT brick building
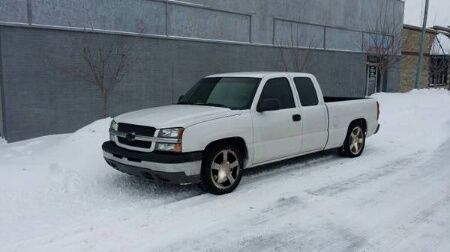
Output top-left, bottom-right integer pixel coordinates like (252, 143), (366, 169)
(400, 25), (437, 92)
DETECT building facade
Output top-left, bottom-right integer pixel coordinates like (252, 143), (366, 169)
(400, 25), (450, 92)
(0, 0), (404, 141)
(400, 25), (437, 91)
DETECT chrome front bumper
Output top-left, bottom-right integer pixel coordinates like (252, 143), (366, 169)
(102, 141), (202, 184)
(103, 151), (201, 176)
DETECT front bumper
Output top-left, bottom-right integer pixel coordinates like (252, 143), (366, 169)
(102, 141), (202, 184)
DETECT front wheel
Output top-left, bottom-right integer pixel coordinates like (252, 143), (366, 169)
(338, 123), (366, 157)
(200, 143), (243, 195)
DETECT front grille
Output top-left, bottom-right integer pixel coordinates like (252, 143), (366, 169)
(118, 137), (152, 149)
(118, 123), (156, 136)
(116, 123), (155, 150)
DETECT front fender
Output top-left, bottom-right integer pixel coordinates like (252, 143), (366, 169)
(182, 112), (253, 154)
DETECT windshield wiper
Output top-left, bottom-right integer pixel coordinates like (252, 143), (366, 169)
(178, 102), (228, 108)
(202, 103), (227, 108)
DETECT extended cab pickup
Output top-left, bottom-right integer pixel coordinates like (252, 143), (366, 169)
(102, 72), (380, 194)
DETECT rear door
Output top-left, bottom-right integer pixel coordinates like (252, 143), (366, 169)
(291, 75), (328, 153)
(251, 76), (302, 164)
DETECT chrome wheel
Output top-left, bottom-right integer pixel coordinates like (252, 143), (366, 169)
(349, 126), (364, 155)
(210, 149), (240, 190)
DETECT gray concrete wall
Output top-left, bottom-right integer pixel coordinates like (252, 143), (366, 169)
(1, 0), (404, 48)
(386, 60), (402, 92)
(0, 0), (28, 23)
(0, 0), (404, 141)
(0, 26), (367, 142)
(167, 4), (251, 42)
(186, 0), (404, 45)
(31, 0), (167, 34)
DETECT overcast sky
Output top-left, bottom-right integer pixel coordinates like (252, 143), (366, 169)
(404, 0), (450, 27)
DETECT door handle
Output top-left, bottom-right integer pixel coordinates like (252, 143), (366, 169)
(292, 114), (301, 122)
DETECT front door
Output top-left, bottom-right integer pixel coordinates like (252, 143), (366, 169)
(252, 77), (302, 164)
(366, 64), (379, 95)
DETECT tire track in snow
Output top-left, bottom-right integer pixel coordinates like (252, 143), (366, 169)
(358, 137), (450, 251)
(210, 138), (450, 252)
(305, 151), (422, 197)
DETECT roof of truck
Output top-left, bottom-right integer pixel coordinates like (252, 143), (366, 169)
(207, 72), (311, 78)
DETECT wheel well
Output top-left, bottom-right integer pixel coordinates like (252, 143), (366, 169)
(350, 118), (367, 133)
(204, 137), (248, 161)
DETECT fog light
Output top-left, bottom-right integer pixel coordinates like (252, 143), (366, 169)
(155, 143), (182, 152)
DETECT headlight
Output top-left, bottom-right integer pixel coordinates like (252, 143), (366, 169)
(158, 128), (184, 138)
(156, 127), (184, 152)
(109, 120), (118, 141)
(110, 119), (118, 131)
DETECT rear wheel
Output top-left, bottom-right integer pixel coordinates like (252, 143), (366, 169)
(200, 143), (243, 195)
(338, 123), (366, 157)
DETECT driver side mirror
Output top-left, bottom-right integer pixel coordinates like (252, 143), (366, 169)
(178, 95), (184, 103)
(257, 98), (281, 112)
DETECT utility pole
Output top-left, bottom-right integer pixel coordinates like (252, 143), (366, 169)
(415, 0), (430, 89)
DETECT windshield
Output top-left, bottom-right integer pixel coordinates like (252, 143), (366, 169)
(178, 77), (261, 110)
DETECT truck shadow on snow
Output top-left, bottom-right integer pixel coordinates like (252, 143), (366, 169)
(242, 149), (338, 178)
(106, 174), (203, 198)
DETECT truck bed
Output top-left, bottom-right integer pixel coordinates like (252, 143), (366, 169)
(323, 96), (378, 150)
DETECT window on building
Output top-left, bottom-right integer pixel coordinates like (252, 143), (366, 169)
(429, 56), (449, 86)
(259, 78), (295, 109)
(364, 33), (394, 54)
(293, 77), (319, 106)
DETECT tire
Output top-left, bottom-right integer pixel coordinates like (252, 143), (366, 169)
(199, 143), (243, 195)
(338, 122), (366, 158)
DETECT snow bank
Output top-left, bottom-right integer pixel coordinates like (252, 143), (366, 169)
(371, 88), (450, 159)
(0, 117), (199, 247)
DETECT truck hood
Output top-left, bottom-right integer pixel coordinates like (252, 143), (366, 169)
(114, 105), (241, 129)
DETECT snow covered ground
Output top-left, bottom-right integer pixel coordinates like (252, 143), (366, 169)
(1, 89), (450, 251)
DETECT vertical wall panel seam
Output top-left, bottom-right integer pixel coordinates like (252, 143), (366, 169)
(169, 40), (174, 104)
(249, 14), (253, 43)
(165, 0), (169, 36)
(0, 28), (6, 138)
(26, 0), (33, 25)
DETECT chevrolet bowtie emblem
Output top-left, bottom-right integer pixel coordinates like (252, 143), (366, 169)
(126, 132), (136, 141)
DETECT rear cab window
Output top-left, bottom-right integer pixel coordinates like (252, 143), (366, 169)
(293, 77), (319, 107)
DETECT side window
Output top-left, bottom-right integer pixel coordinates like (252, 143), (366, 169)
(259, 78), (295, 109)
(293, 77), (319, 107)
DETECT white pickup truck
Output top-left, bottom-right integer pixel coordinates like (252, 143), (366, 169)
(103, 72), (380, 194)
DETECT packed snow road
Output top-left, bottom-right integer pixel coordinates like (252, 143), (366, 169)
(1, 89), (450, 251)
